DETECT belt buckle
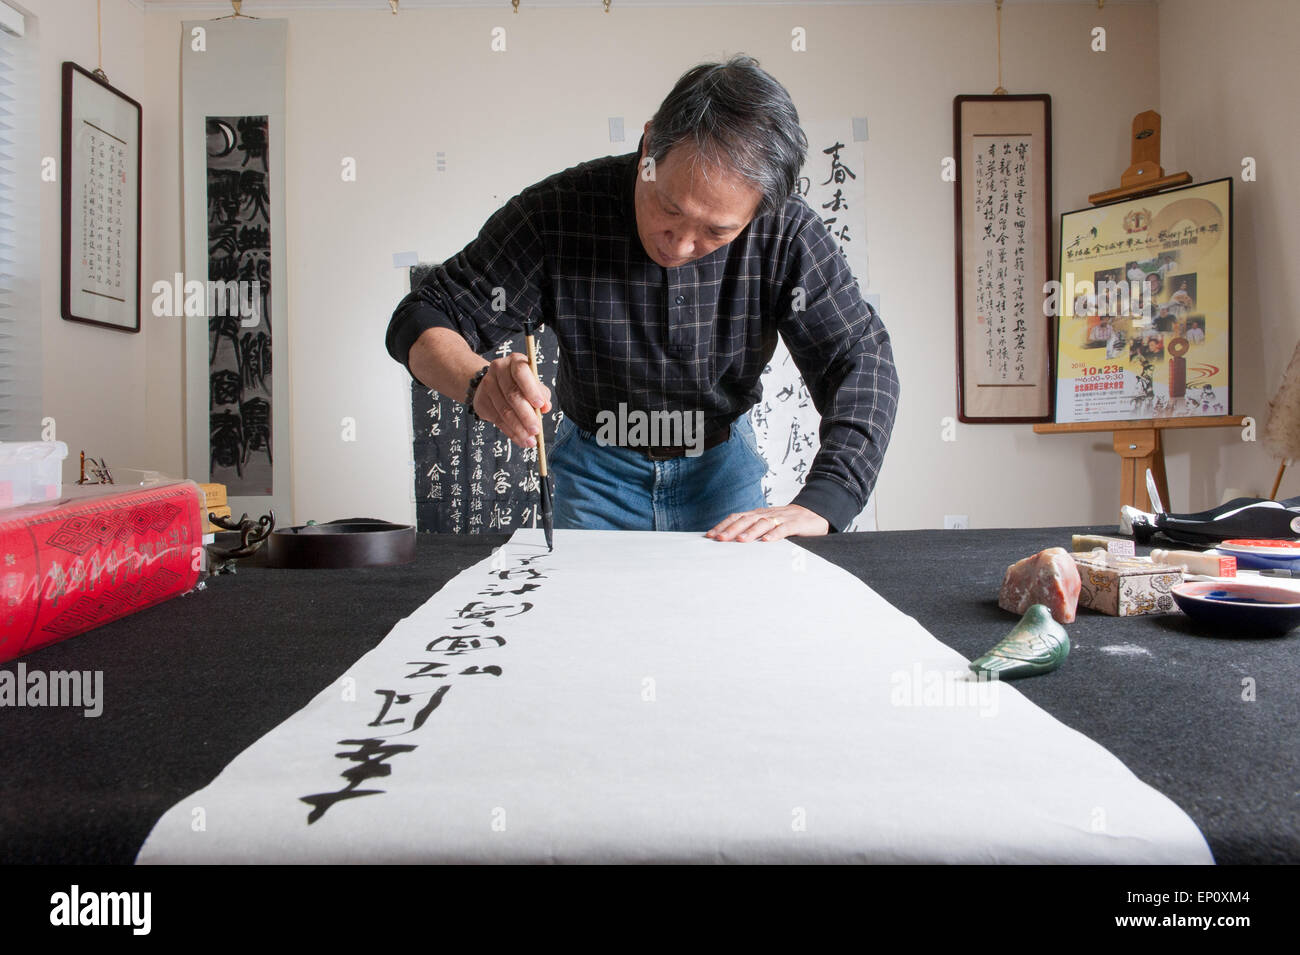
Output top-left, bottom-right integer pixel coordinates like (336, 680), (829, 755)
(643, 444), (684, 461)
(639, 424), (729, 461)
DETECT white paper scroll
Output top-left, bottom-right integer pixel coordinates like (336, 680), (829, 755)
(138, 530), (1212, 864)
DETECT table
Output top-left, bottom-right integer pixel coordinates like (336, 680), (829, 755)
(1, 527), (1295, 864)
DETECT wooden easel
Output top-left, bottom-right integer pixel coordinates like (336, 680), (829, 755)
(1037, 111), (1241, 512)
(1088, 110), (1191, 204)
(1035, 416), (1243, 512)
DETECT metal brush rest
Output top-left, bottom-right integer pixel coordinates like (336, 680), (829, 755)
(205, 509), (276, 575)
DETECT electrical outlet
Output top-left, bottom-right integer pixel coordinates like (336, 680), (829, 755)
(944, 514), (969, 530)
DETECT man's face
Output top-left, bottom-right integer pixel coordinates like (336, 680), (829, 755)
(634, 125), (762, 269)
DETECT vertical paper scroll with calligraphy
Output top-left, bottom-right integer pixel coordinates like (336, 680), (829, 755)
(79, 125), (128, 305)
(408, 262), (562, 535)
(973, 137), (1034, 387)
(62, 63), (141, 332)
(749, 119), (876, 530)
(954, 95), (1052, 422)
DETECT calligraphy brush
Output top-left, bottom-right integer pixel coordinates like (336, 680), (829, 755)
(522, 324), (554, 551)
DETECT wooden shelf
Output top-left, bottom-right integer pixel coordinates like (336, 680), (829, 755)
(1034, 415), (1244, 435)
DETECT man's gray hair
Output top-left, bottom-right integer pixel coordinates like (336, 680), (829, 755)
(645, 54), (808, 218)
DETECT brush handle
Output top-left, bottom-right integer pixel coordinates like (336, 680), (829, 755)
(524, 333), (548, 477)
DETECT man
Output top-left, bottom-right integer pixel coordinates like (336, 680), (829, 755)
(386, 55), (899, 542)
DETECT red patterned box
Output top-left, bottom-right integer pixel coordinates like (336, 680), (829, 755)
(0, 480), (204, 662)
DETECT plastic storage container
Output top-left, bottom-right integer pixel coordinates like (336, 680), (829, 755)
(0, 441), (69, 508)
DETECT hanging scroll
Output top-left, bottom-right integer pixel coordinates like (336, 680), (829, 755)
(408, 264), (561, 534)
(750, 118), (875, 529)
(182, 17), (291, 520)
(954, 95), (1053, 422)
(206, 115), (273, 496)
(60, 63), (142, 333)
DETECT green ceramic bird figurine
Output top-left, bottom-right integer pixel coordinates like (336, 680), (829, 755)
(969, 604), (1071, 680)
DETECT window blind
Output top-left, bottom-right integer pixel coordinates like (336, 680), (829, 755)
(0, 2), (41, 441)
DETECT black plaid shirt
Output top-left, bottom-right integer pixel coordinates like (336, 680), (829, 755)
(386, 135), (900, 532)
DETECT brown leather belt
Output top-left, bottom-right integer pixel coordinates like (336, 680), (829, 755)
(634, 424), (731, 461)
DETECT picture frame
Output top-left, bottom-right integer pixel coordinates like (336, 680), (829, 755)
(61, 61), (142, 333)
(953, 94), (1054, 423)
(1054, 178), (1233, 424)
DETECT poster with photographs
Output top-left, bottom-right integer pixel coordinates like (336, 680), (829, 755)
(1055, 178), (1232, 423)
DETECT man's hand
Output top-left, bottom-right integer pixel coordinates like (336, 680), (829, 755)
(472, 352), (552, 448)
(705, 504), (829, 542)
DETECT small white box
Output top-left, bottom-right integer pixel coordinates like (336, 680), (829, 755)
(0, 441), (69, 508)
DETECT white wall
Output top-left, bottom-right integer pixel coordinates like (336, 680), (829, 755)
(25, 0), (180, 489)
(27, 0), (1288, 530)
(1157, 0), (1300, 505)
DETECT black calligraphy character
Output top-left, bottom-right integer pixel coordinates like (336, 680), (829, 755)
(477, 582), (542, 598)
(300, 738), (418, 824)
(783, 421), (806, 464)
(492, 567), (547, 582)
(425, 634), (507, 655)
(450, 601), (534, 629)
(404, 661), (451, 680)
(460, 666), (503, 677)
(819, 141), (857, 187)
(367, 685), (451, 733)
(821, 189), (848, 213)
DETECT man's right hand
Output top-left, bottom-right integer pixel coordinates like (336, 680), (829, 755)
(472, 352), (552, 448)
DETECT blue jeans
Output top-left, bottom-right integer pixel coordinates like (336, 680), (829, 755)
(548, 414), (768, 532)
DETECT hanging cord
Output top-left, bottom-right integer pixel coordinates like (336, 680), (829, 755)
(993, 0), (1007, 95)
(215, 2), (258, 21)
(93, 0), (108, 82)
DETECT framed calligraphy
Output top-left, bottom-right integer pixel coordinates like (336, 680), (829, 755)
(1054, 178), (1232, 423)
(953, 94), (1053, 422)
(61, 62), (142, 333)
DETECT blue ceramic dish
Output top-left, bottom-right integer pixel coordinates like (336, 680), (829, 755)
(1171, 580), (1300, 635)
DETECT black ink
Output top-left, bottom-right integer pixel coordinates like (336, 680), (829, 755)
(301, 737), (418, 825)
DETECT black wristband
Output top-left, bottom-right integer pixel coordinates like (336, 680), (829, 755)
(465, 365), (490, 420)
